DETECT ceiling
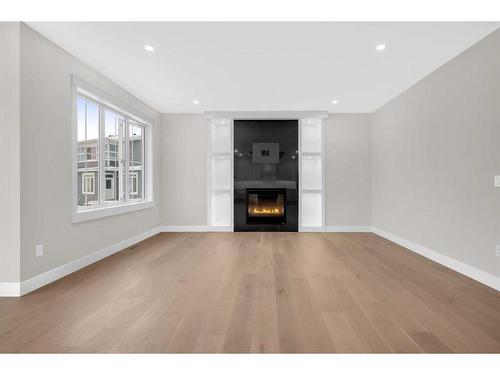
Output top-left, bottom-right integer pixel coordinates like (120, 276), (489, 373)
(29, 22), (499, 114)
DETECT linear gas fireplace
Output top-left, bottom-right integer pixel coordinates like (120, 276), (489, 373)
(246, 189), (286, 225)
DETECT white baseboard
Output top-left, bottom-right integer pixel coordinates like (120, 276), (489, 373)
(0, 283), (21, 297)
(325, 226), (372, 232)
(2, 225), (497, 297)
(158, 225), (232, 232)
(300, 226), (325, 232)
(372, 227), (500, 292)
(1, 227), (162, 297)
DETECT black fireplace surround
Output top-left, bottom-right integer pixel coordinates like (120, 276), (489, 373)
(234, 120), (298, 232)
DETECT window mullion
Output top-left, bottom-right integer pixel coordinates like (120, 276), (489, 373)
(118, 117), (125, 203)
(98, 104), (106, 206)
(124, 118), (130, 202)
(142, 126), (146, 201)
(84, 100), (88, 207)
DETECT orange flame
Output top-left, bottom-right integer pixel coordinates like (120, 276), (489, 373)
(250, 207), (283, 216)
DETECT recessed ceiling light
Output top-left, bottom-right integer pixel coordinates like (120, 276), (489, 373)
(193, 99), (200, 105)
(376, 44), (386, 51)
(144, 45), (155, 52)
(332, 99), (339, 104)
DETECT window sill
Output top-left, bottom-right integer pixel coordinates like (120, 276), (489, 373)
(72, 201), (155, 224)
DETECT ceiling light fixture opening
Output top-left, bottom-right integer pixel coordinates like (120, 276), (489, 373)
(144, 45), (155, 52)
(332, 99), (339, 104)
(376, 44), (386, 51)
(193, 99), (200, 105)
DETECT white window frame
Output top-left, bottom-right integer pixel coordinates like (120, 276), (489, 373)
(81, 172), (95, 195)
(71, 76), (154, 223)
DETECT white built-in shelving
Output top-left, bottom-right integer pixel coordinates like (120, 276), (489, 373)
(299, 118), (325, 231)
(206, 112), (326, 232)
(207, 118), (233, 230)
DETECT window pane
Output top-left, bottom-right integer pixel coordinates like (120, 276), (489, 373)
(77, 97), (86, 144)
(104, 110), (124, 203)
(128, 122), (144, 200)
(77, 96), (100, 208)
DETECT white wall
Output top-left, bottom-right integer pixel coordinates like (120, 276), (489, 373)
(160, 113), (372, 228)
(0, 22), (21, 283)
(325, 114), (372, 227)
(19, 24), (161, 281)
(372, 29), (500, 277)
(160, 114), (208, 226)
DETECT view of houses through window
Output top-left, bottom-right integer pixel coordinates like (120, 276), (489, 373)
(77, 94), (146, 210)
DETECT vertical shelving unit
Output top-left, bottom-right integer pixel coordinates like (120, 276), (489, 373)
(207, 117), (233, 230)
(299, 118), (325, 231)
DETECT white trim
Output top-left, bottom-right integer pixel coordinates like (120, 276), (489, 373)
(72, 200), (154, 223)
(300, 226), (325, 232)
(372, 227), (500, 292)
(18, 227), (161, 296)
(71, 84), (79, 218)
(98, 102), (106, 205)
(0, 283), (20, 297)
(325, 226), (372, 232)
(0, 227), (161, 297)
(2, 226), (497, 297)
(159, 226), (232, 232)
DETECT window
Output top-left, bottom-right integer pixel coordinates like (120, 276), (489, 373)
(81, 173), (95, 195)
(105, 175), (113, 189)
(129, 172), (139, 196)
(86, 146), (98, 161)
(75, 91), (151, 220)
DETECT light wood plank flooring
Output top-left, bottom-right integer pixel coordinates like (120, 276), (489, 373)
(0, 232), (499, 353)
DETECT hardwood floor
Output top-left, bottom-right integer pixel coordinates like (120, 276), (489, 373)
(0, 232), (499, 353)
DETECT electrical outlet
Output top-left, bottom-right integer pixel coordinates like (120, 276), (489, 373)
(496, 245), (500, 258)
(35, 244), (44, 257)
(495, 176), (500, 187)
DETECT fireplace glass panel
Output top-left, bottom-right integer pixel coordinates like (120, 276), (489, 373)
(246, 189), (286, 224)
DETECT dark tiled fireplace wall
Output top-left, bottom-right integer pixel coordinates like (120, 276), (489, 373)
(234, 119), (298, 232)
